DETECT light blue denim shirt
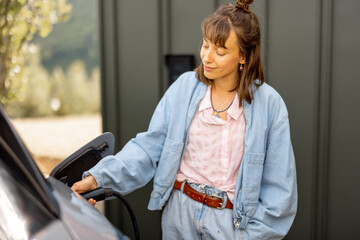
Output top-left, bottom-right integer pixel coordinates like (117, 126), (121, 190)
(85, 71), (297, 239)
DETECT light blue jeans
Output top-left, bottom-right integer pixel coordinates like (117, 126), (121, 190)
(161, 183), (244, 240)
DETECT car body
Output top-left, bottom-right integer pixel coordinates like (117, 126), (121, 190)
(0, 105), (128, 240)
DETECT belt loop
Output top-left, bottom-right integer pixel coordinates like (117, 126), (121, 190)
(180, 181), (186, 193)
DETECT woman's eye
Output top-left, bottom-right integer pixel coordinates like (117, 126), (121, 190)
(217, 51), (226, 56)
(203, 45), (209, 49)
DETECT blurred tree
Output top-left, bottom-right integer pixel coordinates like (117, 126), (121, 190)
(53, 61), (100, 116)
(50, 65), (67, 115)
(0, 0), (72, 106)
(88, 66), (100, 113)
(32, 0), (99, 74)
(64, 60), (89, 114)
(6, 48), (100, 118)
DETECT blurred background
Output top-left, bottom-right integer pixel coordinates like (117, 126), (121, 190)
(1, 0), (359, 239)
(0, 0), (104, 213)
(0, 0), (101, 171)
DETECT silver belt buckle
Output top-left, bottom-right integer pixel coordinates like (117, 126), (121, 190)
(212, 194), (226, 209)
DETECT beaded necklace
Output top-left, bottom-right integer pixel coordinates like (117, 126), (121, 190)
(210, 89), (235, 118)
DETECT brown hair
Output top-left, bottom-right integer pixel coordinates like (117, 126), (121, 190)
(195, 0), (264, 106)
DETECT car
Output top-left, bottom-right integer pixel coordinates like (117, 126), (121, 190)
(0, 104), (132, 240)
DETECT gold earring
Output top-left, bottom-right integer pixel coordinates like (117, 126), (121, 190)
(239, 64), (244, 71)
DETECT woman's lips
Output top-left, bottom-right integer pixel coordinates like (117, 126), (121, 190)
(204, 65), (216, 71)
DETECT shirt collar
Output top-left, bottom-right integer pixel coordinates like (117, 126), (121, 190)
(198, 86), (212, 111)
(227, 93), (243, 120)
(199, 86), (243, 120)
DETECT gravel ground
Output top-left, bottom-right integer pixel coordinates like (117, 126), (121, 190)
(11, 114), (103, 174)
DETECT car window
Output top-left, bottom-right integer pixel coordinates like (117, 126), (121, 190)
(0, 148), (56, 239)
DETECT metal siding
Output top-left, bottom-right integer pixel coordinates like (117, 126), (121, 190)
(316, 0), (333, 238)
(250, 1), (268, 80)
(99, 0), (121, 145)
(116, 1), (162, 239)
(327, 0), (360, 238)
(99, 0), (162, 239)
(267, 0), (320, 239)
(169, 0), (215, 63)
(98, 0), (360, 239)
(116, 0), (160, 144)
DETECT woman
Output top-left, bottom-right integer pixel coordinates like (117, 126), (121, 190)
(72, 1), (297, 239)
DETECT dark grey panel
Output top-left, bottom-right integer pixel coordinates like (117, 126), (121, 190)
(99, 0), (121, 144)
(327, 0), (360, 239)
(316, 0), (333, 238)
(99, 0), (162, 239)
(250, 0), (268, 79)
(116, 0), (161, 143)
(98, 0), (124, 231)
(267, 1), (320, 239)
(115, 1), (162, 239)
(170, 0), (215, 63)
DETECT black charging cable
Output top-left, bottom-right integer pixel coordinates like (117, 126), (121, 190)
(82, 188), (140, 240)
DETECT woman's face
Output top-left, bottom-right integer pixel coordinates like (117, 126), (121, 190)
(200, 30), (245, 81)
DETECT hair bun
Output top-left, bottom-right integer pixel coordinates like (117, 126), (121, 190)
(236, 0), (253, 11)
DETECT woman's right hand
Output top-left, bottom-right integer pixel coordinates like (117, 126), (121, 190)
(71, 175), (98, 205)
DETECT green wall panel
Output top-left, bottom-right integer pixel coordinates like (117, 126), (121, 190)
(267, 1), (320, 238)
(327, 0), (360, 238)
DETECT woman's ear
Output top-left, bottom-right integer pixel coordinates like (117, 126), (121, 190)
(239, 54), (246, 64)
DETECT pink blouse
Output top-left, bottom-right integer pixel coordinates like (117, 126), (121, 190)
(176, 86), (246, 203)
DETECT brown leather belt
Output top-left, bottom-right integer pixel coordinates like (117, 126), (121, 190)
(173, 180), (233, 209)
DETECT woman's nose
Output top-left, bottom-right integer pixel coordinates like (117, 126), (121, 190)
(203, 50), (213, 63)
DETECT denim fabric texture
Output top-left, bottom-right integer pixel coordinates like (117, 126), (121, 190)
(84, 71), (297, 239)
(162, 183), (244, 240)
